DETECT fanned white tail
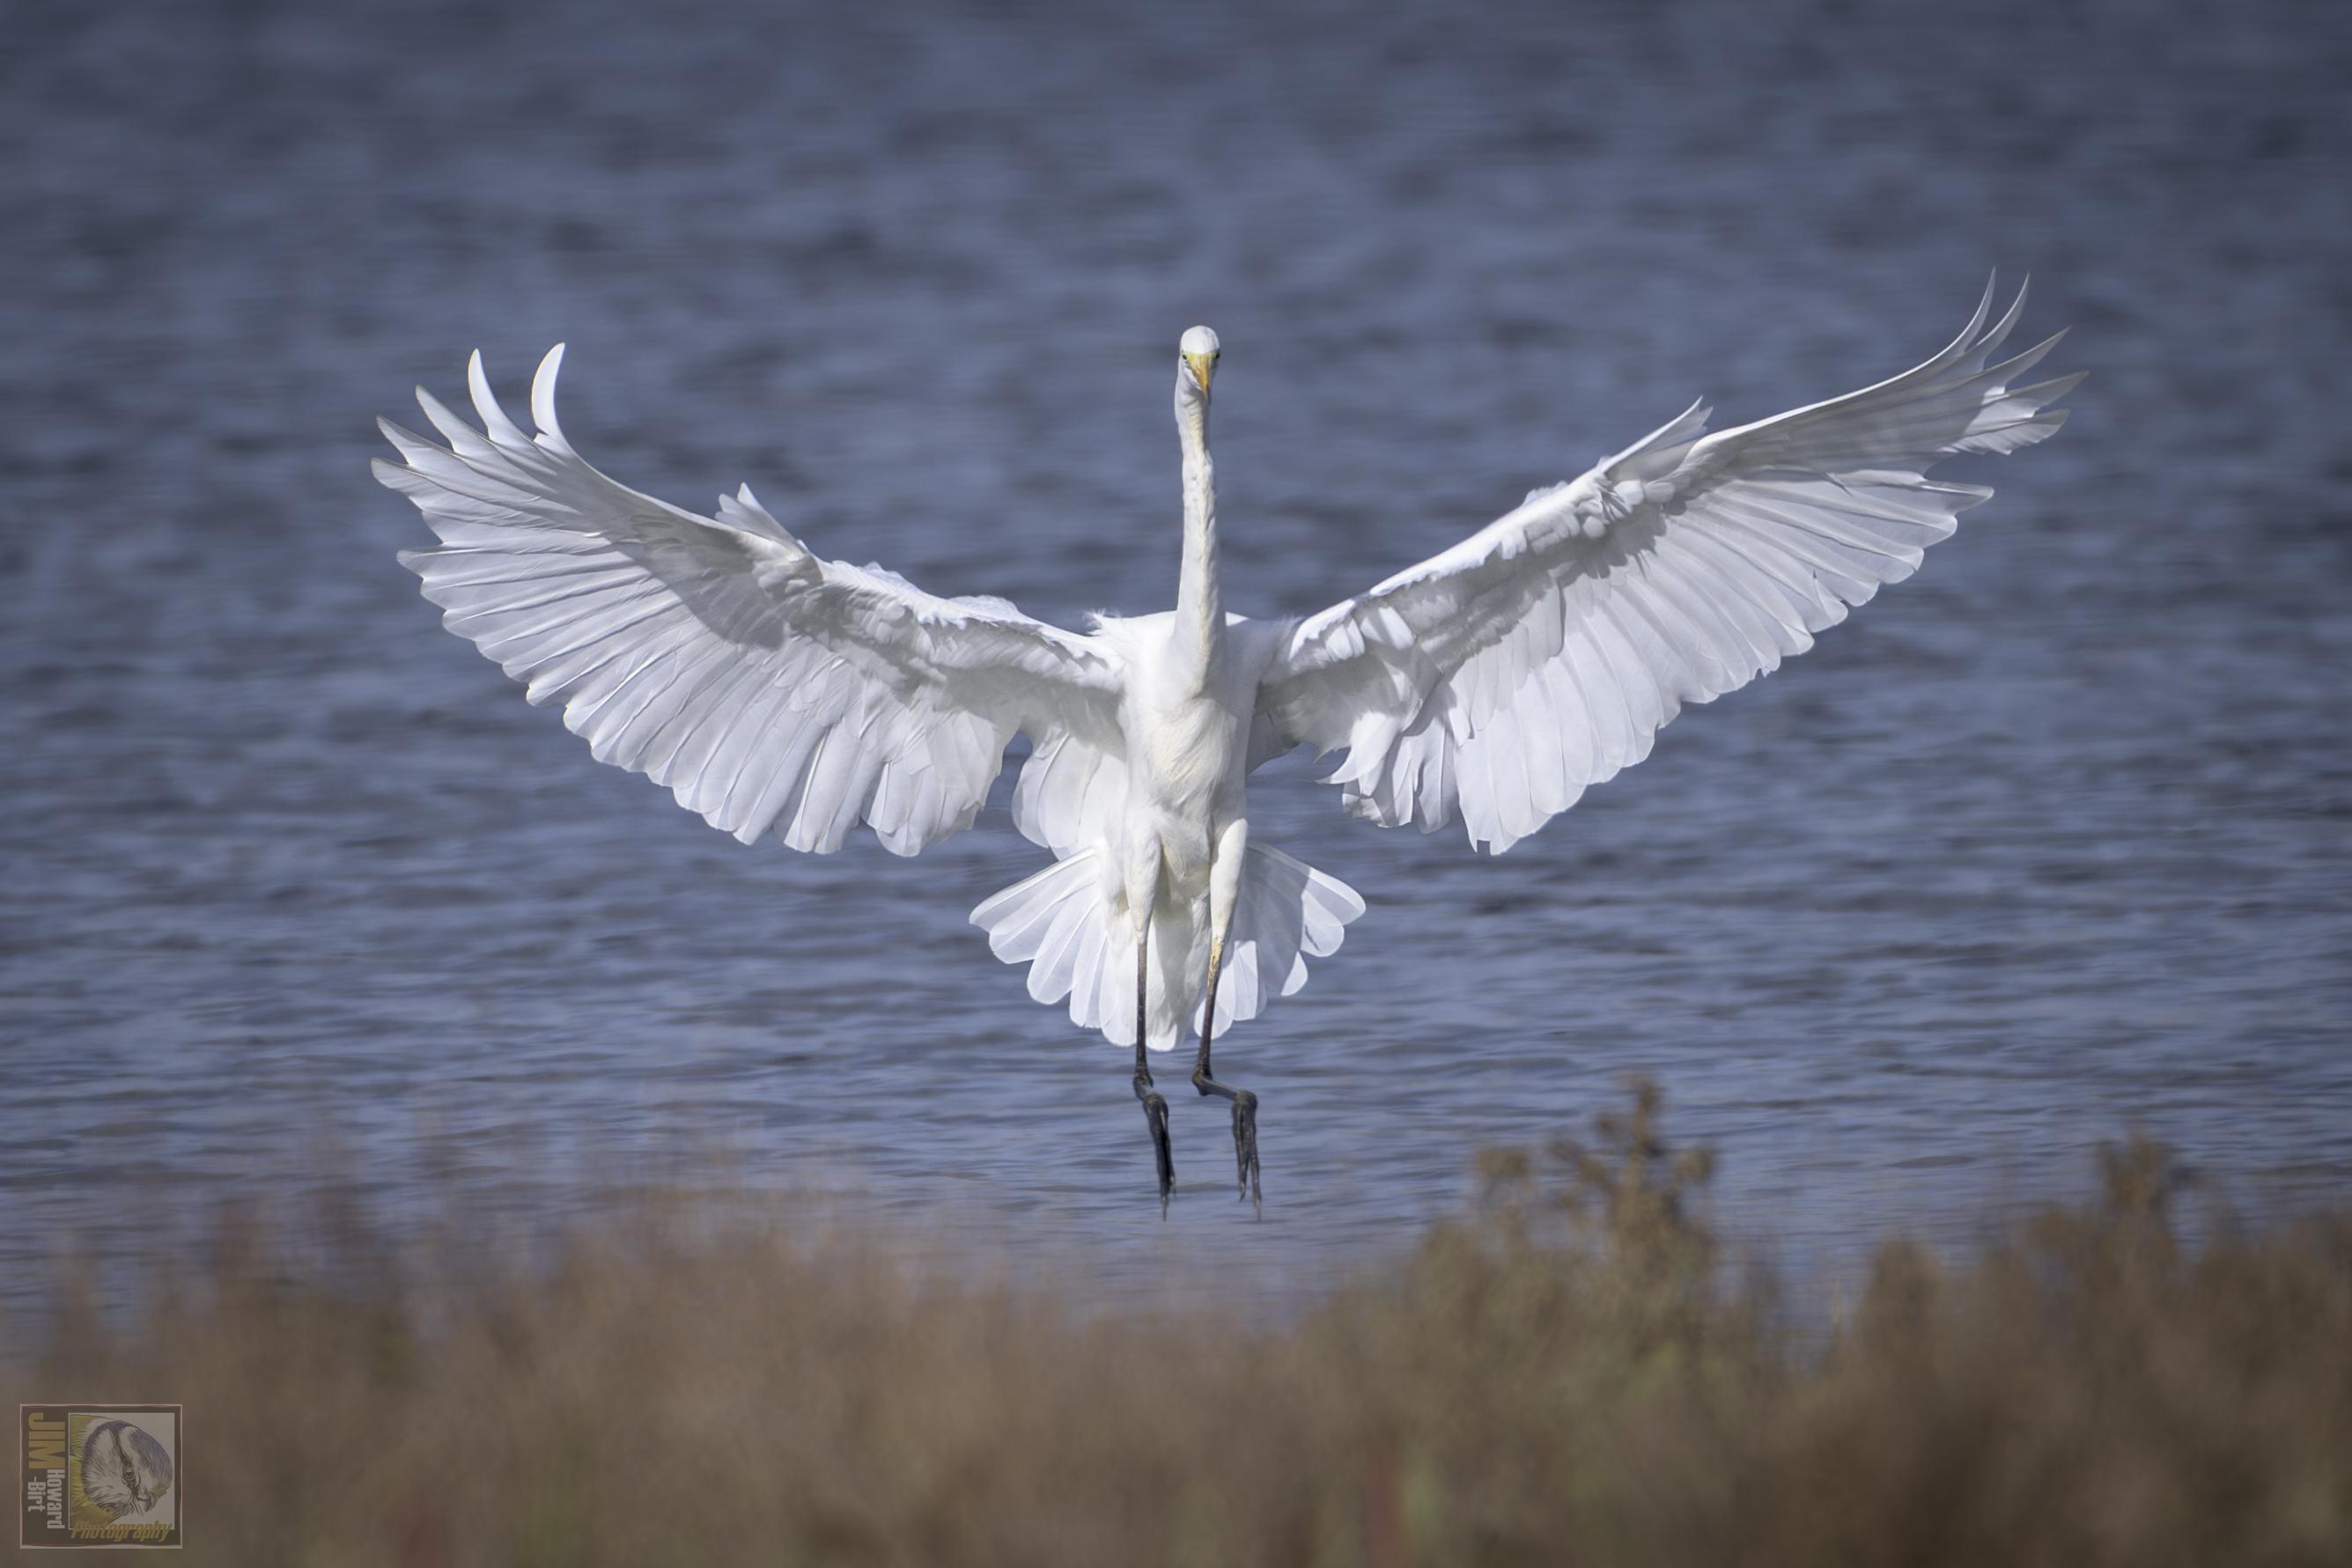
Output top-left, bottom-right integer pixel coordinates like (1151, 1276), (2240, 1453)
(971, 844), (1365, 1050)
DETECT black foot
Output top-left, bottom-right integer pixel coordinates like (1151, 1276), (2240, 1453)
(1137, 1075), (1174, 1216)
(1197, 1064), (1262, 1214)
(1231, 1088), (1261, 1214)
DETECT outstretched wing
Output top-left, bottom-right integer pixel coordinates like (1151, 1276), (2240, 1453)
(378, 347), (1124, 857)
(1256, 280), (2080, 852)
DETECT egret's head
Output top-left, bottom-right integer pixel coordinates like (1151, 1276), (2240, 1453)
(1178, 325), (1220, 401)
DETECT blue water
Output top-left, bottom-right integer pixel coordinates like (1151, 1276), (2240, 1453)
(4, 0), (2348, 1312)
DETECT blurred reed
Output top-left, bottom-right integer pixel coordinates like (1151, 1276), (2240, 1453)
(4, 1081), (2346, 1567)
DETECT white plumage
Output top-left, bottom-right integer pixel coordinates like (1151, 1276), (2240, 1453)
(1258, 281), (2077, 852)
(380, 281), (2075, 1083)
(380, 348), (1124, 860)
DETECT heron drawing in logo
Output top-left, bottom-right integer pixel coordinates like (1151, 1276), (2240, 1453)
(78, 1419), (174, 1522)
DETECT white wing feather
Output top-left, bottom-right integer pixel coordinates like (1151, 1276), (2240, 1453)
(1257, 279), (2081, 852)
(379, 347), (1124, 857)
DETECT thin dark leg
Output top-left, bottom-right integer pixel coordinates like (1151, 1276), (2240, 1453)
(1191, 934), (1260, 1212)
(1132, 918), (1173, 1214)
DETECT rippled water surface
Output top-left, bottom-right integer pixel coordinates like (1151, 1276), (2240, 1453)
(4, 0), (2348, 1310)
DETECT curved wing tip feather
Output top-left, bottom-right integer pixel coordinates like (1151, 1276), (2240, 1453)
(529, 346), (571, 445)
(374, 417), (425, 461)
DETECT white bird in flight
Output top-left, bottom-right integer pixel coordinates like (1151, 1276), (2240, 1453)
(378, 280), (2076, 1210)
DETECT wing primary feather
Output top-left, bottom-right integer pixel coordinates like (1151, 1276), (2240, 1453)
(529, 344), (572, 453)
(380, 345), (1120, 865)
(1255, 279), (2071, 850)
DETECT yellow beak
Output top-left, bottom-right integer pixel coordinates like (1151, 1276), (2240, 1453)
(1183, 351), (1216, 394)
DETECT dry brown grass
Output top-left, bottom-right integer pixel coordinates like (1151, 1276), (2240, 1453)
(7, 1083), (2348, 1567)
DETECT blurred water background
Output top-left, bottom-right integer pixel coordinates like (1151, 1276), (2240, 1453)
(3, 0), (2346, 1317)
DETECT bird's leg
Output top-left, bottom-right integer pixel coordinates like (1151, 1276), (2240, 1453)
(1191, 821), (1260, 1211)
(1190, 931), (1259, 1211)
(1133, 915), (1173, 1214)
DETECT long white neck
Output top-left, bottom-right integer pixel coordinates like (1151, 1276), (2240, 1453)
(1174, 386), (1220, 681)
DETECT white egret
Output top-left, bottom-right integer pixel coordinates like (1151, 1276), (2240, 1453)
(379, 282), (2076, 1209)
